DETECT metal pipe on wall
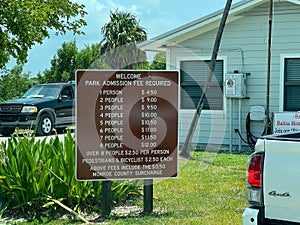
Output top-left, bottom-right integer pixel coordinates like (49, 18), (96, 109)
(238, 99), (242, 152)
(229, 98), (233, 153)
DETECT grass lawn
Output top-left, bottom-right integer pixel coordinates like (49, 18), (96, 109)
(5, 152), (249, 224)
(111, 152), (249, 225)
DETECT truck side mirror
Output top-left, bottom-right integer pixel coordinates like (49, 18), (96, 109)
(58, 95), (69, 102)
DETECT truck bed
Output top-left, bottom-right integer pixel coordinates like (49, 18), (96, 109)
(263, 132), (300, 141)
(262, 134), (300, 223)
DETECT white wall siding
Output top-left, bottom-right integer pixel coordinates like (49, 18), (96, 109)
(171, 1), (300, 151)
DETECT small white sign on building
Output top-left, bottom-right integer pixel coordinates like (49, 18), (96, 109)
(273, 112), (300, 134)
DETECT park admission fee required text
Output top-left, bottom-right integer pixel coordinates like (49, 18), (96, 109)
(76, 70), (178, 181)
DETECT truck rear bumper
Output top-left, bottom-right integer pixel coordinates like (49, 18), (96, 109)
(243, 208), (259, 225)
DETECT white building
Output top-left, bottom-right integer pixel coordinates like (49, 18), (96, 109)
(139, 0), (300, 152)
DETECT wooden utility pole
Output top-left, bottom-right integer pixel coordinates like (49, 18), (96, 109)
(180, 0), (232, 158)
(265, 0), (273, 135)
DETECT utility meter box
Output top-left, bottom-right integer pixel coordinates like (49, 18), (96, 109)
(225, 73), (247, 98)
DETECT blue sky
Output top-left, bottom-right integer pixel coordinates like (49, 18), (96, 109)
(12, 0), (240, 75)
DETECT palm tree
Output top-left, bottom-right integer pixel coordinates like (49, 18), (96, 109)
(100, 10), (147, 69)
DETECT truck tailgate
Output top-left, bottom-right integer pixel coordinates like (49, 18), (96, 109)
(264, 139), (300, 223)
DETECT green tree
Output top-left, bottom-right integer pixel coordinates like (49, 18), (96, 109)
(44, 40), (78, 82)
(76, 43), (109, 70)
(100, 10), (147, 69)
(0, 65), (33, 102)
(150, 52), (166, 70)
(37, 41), (109, 83)
(0, 0), (87, 68)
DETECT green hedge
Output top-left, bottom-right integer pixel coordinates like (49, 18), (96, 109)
(0, 132), (141, 219)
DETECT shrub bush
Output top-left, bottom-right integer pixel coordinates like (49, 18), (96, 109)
(0, 132), (141, 218)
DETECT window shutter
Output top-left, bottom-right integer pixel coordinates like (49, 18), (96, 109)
(284, 59), (300, 111)
(180, 60), (223, 110)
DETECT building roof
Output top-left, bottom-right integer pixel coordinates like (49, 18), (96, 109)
(138, 0), (300, 52)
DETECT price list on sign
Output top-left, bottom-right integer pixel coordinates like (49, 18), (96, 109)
(76, 70), (178, 180)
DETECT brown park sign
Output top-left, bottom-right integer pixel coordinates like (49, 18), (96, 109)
(76, 70), (178, 180)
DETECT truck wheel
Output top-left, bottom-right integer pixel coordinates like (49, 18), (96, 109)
(36, 114), (53, 136)
(0, 127), (15, 137)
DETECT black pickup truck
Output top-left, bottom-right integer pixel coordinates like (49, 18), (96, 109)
(0, 82), (75, 136)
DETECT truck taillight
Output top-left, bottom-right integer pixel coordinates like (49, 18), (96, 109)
(247, 153), (264, 206)
(248, 154), (263, 187)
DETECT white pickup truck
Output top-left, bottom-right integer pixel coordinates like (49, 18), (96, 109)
(243, 132), (300, 225)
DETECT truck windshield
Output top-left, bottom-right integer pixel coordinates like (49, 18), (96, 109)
(22, 85), (60, 99)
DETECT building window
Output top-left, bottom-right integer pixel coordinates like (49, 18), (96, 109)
(180, 60), (224, 110)
(284, 58), (300, 111)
